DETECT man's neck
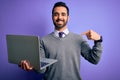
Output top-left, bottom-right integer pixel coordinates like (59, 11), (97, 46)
(55, 26), (67, 32)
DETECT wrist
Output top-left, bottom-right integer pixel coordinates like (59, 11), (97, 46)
(94, 36), (103, 43)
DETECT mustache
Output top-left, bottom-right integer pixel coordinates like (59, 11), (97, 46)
(56, 19), (64, 22)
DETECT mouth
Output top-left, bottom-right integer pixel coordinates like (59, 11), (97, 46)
(56, 19), (64, 22)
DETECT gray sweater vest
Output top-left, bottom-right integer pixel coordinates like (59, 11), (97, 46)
(40, 32), (102, 80)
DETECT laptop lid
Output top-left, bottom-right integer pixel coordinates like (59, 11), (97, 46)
(6, 34), (57, 72)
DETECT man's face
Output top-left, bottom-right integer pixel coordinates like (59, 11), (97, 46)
(52, 6), (69, 29)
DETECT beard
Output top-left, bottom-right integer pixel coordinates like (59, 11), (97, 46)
(53, 18), (68, 29)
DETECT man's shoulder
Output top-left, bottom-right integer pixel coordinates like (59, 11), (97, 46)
(69, 32), (81, 38)
(69, 32), (79, 35)
(41, 32), (54, 40)
(68, 32), (85, 41)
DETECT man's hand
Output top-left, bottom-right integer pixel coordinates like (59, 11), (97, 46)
(19, 60), (33, 71)
(81, 29), (101, 41)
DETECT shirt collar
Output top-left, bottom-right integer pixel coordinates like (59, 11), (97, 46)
(54, 28), (69, 38)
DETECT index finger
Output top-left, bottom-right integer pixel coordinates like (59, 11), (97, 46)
(80, 30), (89, 36)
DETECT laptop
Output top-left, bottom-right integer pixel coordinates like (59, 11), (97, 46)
(6, 34), (57, 72)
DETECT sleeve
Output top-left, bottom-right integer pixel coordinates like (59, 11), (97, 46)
(35, 39), (46, 73)
(40, 39), (46, 58)
(81, 38), (103, 64)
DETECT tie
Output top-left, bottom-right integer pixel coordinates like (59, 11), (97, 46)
(59, 32), (64, 38)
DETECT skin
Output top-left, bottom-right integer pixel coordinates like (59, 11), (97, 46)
(52, 6), (69, 32)
(20, 6), (101, 70)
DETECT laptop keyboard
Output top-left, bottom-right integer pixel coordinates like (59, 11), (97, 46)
(41, 62), (49, 67)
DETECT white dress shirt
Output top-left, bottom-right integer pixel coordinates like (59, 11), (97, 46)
(54, 28), (69, 38)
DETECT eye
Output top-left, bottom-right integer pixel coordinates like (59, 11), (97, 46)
(53, 13), (59, 16)
(62, 13), (66, 16)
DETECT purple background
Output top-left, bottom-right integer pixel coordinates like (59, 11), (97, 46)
(0, 0), (120, 80)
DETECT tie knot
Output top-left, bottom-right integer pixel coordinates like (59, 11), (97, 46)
(59, 32), (64, 38)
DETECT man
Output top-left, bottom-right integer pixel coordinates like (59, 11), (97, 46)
(20, 2), (102, 80)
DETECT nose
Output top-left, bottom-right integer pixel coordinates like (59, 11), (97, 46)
(58, 14), (62, 19)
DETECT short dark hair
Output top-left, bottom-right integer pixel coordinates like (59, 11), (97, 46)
(52, 2), (69, 16)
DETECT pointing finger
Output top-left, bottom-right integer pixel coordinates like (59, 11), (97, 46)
(80, 30), (89, 36)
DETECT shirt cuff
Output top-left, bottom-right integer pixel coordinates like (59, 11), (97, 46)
(94, 36), (103, 43)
